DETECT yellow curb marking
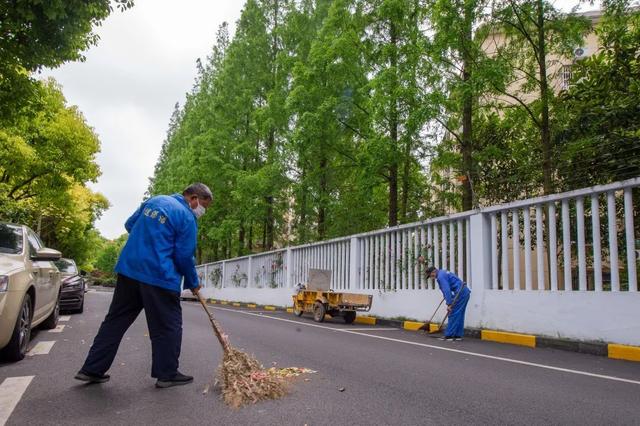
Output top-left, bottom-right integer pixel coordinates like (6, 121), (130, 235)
(609, 344), (640, 362)
(481, 330), (536, 348)
(354, 316), (376, 325)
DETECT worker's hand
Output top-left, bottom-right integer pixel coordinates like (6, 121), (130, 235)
(190, 285), (202, 296)
(447, 305), (452, 314)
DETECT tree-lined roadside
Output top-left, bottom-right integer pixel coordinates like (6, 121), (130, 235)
(0, 1), (134, 269)
(148, 0), (640, 263)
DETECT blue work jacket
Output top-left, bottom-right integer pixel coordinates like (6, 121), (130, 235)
(115, 194), (199, 293)
(435, 269), (467, 305)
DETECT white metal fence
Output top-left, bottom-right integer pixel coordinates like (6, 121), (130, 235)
(197, 177), (639, 295)
(484, 179), (638, 293)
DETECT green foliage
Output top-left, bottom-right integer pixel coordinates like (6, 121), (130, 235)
(0, 0), (134, 122)
(93, 234), (127, 275)
(554, 3), (640, 189)
(0, 78), (108, 268)
(149, 0), (637, 261)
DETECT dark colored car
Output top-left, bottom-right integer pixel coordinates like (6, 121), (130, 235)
(54, 258), (85, 314)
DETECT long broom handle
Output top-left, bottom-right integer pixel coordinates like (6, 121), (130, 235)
(195, 291), (231, 353)
(426, 297), (445, 326)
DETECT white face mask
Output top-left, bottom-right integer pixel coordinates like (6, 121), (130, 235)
(192, 201), (206, 218)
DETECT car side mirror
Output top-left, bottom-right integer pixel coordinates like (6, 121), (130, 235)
(31, 248), (62, 261)
(80, 270), (87, 276)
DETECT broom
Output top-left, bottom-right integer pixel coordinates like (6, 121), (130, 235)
(417, 297), (445, 332)
(195, 291), (286, 407)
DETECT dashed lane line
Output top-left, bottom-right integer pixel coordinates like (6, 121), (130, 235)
(0, 376), (34, 426)
(26, 341), (56, 356)
(47, 325), (65, 333)
(58, 316), (71, 322)
(203, 305), (640, 386)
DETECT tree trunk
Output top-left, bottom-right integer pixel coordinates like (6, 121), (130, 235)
(299, 167), (308, 243)
(238, 223), (245, 257)
(318, 153), (328, 239)
(461, 0), (474, 211)
(401, 141), (411, 223)
(537, 0), (553, 195)
(388, 21), (399, 227)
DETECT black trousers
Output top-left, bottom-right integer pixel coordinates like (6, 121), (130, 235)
(81, 274), (182, 380)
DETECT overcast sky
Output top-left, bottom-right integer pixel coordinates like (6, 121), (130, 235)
(41, 0), (599, 240)
(41, 1), (243, 239)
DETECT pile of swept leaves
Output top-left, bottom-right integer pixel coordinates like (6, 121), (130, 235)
(205, 349), (317, 408)
(217, 347), (287, 408)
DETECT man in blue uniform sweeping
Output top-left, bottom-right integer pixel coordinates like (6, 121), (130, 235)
(75, 183), (212, 388)
(425, 265), (471, 342)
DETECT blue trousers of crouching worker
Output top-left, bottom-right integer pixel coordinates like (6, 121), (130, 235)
(81, 274), (182, 380)
(445, 286), (471, 338)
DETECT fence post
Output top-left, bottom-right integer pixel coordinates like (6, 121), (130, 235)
(221, 261), (226, 288)
(350, 237), (360, 290)
(204, 263), (209, 288)
(285, 248), (293, 288)
(247, 256), (253, 289)
(470, 212), (491, 294)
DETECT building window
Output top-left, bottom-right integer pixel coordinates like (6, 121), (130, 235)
(561, 65), (572, 90)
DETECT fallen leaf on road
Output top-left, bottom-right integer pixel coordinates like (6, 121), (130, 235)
(265, 367), (317, 379)
(338, 387), (345, 392)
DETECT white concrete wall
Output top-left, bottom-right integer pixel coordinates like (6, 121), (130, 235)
(190, 286), (640, 346)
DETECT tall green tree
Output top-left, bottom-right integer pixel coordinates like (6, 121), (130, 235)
(554, 1), (640, 189)
(489, 0), (589, 194)
(0, 78), (108, 265)
(0, 0), (134, 122)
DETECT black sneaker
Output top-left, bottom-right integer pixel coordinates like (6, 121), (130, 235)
(155, 372), (194, 388)
(438, 336), (454, 341)
(75, 370), (110, 383)
(452, 337), (464, 342)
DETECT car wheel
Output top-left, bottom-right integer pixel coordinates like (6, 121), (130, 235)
(41, 293), (60, 329)
(313, 302), (326, 323)
(1, 294), (32, 362)
(343, 311), (356, 324)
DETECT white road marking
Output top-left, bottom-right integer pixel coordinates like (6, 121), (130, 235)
(0, 376), (34, 426)
(58, 316), (71, 322)
(341, 328), (399, 331)
(26, 341), (56, 356)
(48, 325), (65, 333)
(206, 305), (640, 386)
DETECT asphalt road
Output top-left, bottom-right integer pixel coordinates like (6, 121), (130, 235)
(1, 290), (639, 426)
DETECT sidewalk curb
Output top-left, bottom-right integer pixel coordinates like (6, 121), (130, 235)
(191, 298), (638, 362)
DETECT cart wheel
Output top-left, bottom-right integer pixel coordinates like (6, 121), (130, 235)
(343, 311), (356, 324)
(313, 302), (326, 322)
(293, 305), (304, 317)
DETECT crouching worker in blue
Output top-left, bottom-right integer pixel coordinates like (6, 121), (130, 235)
(425, 265), (471, 342)
(75, 183), (212, 388)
